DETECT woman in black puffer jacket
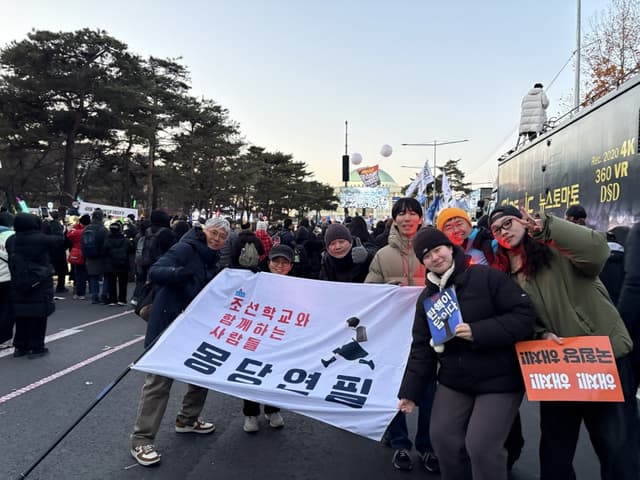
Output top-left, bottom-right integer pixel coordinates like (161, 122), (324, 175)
(103, 221), (134, 305)
(6, 213), (63, 358)
(398, 227), (536, 480)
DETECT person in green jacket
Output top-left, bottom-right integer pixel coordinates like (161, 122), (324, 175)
(489, 205), (638, 480)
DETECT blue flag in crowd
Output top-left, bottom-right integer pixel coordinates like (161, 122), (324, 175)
(425, 195), (441, 225)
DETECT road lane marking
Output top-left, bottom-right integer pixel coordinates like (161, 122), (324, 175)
(72, 309), (135, 329)
(0, 310), (135, 359)
(0, 336), (144, 404)
(73, 310), (133, 329)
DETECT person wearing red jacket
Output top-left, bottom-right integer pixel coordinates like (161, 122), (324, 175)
(66, 214), (90, 299)
(255, 220), (272, 261)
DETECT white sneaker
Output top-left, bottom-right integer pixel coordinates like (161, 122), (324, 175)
(130, 444), (161, 466)
(243, 415), (259, 433)
(265, 412), (284, 428)
(175, 418), (215, 434)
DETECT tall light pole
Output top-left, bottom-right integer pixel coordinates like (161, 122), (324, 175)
(574, 0), (581, 110)
(342, 121), (350, 217)
(401, 139), (469, 201)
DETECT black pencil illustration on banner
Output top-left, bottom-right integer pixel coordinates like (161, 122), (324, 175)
(321, 316), (374, 370)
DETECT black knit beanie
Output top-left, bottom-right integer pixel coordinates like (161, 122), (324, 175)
(488, 205), (522, 226)
(91, 208), (104, 222)
(324, 223), (352, 246)
(412, 227), (453, 264)
(150, 209), (171, 228)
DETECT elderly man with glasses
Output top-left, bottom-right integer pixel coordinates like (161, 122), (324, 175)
(130, 217), (230, 467)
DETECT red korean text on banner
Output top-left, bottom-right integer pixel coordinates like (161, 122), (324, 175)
(515, 336), (623, 402)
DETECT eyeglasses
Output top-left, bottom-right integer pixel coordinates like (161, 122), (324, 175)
(443, 219), (467, 233)
(491, 218), (514, 236)
(205, 229), (228, 240)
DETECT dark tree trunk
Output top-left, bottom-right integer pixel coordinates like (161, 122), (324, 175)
(61, 111), (82, 206)
(146, 135), (156, 215)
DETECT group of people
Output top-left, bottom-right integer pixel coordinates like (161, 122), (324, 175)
(1, 197), (638, 479)
(0, 207), (182, 356)
(124, 197), (639, 480)
(130, 216), (306, 465)
(398, 204), (638, 480)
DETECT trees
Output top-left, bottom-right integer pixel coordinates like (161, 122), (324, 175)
(135, 56), (192, 212)
(441, 158), (472, 195)
(419, 158), (472, 200)
(583, 0), (640, 104)
(236, 147), (338, 220)
(163, 97), (242, 213)
(0, 29), (135, 204)
(0, 28), (337, 219)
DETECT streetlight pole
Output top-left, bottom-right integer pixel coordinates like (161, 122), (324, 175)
(342, 121), (349, 218)
(402, 139), (469, 201)
(574, 0), (581, 111)
(343, 120), (349, 188)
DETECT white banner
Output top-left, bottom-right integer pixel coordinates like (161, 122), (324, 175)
(133, 269), (422, 441)
(441, 172), (454, 207)
(419, 158), (435, 195)
(339, 187), (389, 209)
(404, 175), (421, 197)
(78, 201), (138, 219)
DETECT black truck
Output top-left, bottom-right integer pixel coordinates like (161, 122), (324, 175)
(497, 74), (640, 232)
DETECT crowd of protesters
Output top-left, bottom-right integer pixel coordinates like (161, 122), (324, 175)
(0, 198), (639, 479)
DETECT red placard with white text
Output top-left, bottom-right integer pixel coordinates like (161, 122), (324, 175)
(515, 336), (623, 402)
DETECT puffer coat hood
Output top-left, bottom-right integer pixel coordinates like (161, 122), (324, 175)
(13, 213), (41, 233)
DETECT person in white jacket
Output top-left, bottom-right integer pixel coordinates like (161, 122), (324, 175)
(518, 83), (549, 143)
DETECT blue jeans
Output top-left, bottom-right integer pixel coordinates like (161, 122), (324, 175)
(386, 378), (436, 453)
(88, 275), (109, 303)
(539, 355), (639, 480)
(89, 275), (100, 302)
(71, 264), (87, 296)
(100, 275), (109, 302)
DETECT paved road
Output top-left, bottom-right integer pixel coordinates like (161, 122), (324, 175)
(1, 291), (603, 480)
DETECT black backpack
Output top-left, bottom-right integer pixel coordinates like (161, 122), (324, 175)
(135, 227), (168, 267)
(7, 247), (53, 293)
(109, 238), (130, 269)
(81, 228), (100, 258)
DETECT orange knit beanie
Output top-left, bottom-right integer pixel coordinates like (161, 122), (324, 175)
(436, 207), (472, 231)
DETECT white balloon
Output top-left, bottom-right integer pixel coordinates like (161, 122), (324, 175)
(351, 152), (363, 165)
(380, 144), (393, 157)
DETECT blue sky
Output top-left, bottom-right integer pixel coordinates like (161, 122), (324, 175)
(0, 0), (610, 189)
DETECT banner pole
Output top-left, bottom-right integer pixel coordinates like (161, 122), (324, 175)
(16, 335), (161, 479)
